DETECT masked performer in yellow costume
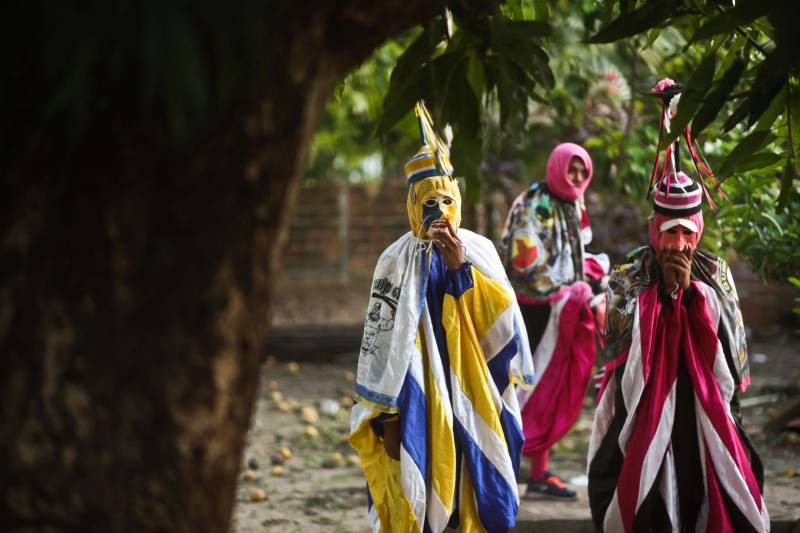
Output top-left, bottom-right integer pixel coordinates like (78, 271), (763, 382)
(349, 101), (534, 533)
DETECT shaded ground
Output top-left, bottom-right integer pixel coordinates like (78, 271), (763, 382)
(233, 321), (800, 532)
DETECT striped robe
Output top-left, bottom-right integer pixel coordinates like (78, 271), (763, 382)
(588, 247), (768, 532)
(350, 230), (534, 533)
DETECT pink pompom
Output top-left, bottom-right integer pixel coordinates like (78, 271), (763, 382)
(651, 78), (676, 93)
(568, 281), (592, 303)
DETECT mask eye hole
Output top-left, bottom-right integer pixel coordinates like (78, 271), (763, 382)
(442, 197), (454, 206)
(666, 228), (678, 234)
(682, 229), (694, 236)
(423, 198), (439, 207)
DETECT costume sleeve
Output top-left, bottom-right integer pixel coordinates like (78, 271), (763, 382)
(601, 261), (638, 366)
(714, 259), (750, 391)
(442, 263), (522, 386)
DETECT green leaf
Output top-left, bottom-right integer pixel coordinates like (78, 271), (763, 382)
(587, 0), (680, 44)
(754, 87), (787, 132)
(527, 42), (555, 89)
(777, 156), (797, 210)
(502, 0), (524, 20)
(663, 52), (717, 145)
(534, 0), (549, 23)
(691, 57), (746, 137)
(691, 4), (768, 42)
(503, 20), (552, 38)
(716, 130), (777, 178)
(376, 66), (429, 137)
(389, 20), (444, 90)
(723, 44), (789, 132)
(466, 51), (486, 100)
(724, 151), (782, 177)
(761, 212), (785, 235)
(642, 28), (661, 50)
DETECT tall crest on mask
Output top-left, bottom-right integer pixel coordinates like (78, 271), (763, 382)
(403, 100), (454, 184)
(648, 78), (726, 210)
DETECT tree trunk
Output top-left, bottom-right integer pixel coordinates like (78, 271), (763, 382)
(0, 2), (443, 530)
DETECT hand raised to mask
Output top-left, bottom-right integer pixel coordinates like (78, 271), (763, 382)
(658, 248), (692, 294)
(430, 220), (465, 271)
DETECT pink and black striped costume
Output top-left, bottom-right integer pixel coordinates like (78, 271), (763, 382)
(588, 171), (767, 532)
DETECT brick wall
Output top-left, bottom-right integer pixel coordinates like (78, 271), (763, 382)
(282, 179), (411, 282)
(280, 180), (798, 327)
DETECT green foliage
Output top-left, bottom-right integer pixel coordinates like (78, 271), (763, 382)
(309, 0), (799, 282)
(376, 0), (555, 200)
(307, 35), (420, 185)
(589, 0), (800, 218)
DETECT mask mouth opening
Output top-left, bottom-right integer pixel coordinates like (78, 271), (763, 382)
(420, 193), (457, 233)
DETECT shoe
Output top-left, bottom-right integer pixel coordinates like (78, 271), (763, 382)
(525, 471), (577, 500)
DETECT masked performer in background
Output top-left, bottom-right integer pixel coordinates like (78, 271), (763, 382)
(587, 78), (768, 532)
(349, 101), (534, 533)
(498, 143), (609, 499)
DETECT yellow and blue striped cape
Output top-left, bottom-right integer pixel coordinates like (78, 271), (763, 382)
(350, 230), (534, 533)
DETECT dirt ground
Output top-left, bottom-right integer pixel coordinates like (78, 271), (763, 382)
(233, 279), (800, 532)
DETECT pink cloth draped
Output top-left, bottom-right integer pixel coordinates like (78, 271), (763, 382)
(585, 257), (606, 281)
(649, 212), (705, 251)
(521, 282), (596, 455)
(546, 143), (593, 201)
(515, 286), (569, 306)
(614, 282), (762, 532)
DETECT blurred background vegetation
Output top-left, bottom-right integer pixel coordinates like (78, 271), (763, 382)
(306, 0), (799, 283)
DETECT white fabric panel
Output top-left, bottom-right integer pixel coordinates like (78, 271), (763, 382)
(400, 443), (426, 532)
(421, 308), (454, 426)
(619, 300), (646, 454)
(603, 492), (625, 533)
(695, 410), (709, 533)
(637, 382), (677, 511)
(461, 229), (535, 384)
(368, 503), (381, 533)
(350, 401), (376, 434)
(426, 489), (450, 533)
(588, 375), (616, 466)
(450, 368), (520, 505)
(480, 304), (515, 362)
(696, 398), (769, 532)
(356, 233), (425, 407)
(530, 294), (568, 382)
(659, 449), (681, 533)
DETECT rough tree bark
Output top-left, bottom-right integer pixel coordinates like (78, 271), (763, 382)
(0, 2), (443, 530)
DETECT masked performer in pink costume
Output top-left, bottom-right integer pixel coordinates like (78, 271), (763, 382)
(587, 79), (768, 532)
(499, 143), (610, 499)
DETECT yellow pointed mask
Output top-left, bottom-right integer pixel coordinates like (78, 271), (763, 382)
(404, 101), (461, 238)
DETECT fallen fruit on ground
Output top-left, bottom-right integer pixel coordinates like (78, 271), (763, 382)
(250, 488), (268, 502)
(300, 406), (320, 423)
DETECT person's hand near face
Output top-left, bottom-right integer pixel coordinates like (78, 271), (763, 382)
(657, 225), (697, 294)
(430, 219), (465, 271)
